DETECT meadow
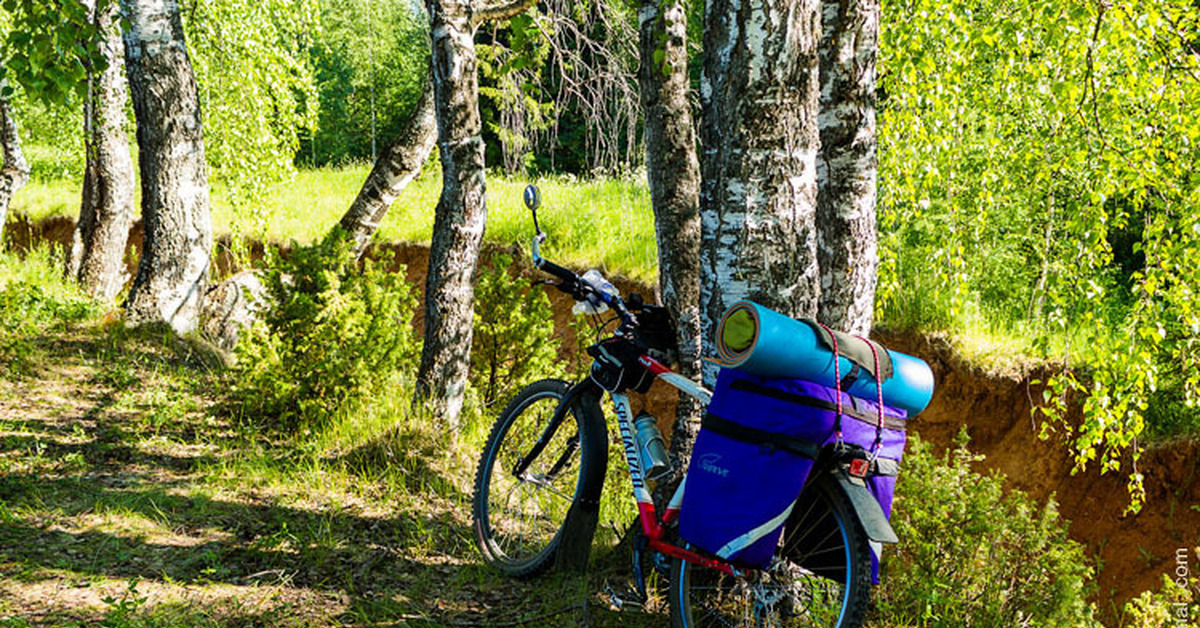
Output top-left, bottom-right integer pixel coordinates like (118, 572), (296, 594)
(11, 164), (659, 286)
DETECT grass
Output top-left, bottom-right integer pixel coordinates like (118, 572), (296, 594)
(0, 319), (659, 626)
(0, 247), (660, 627)
(14, 163), (659, 285)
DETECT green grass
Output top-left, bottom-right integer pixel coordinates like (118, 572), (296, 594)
(16, 164), (659, 284)
(0, 279), (658, 626)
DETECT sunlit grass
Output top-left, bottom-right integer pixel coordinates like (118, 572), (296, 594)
(10, 163), (1114, 380)
(18, 164), (659, 284)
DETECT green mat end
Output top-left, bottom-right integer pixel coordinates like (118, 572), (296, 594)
(723, 309), (757, 351)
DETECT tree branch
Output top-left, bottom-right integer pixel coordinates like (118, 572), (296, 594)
(471, 0), (537, 28)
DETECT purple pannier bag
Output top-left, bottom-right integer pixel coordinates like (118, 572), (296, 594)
(678, 368), (906, 577)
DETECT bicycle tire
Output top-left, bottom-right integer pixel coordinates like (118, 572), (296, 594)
(669, 474), (873, 628)
(471, 379), (606, 578)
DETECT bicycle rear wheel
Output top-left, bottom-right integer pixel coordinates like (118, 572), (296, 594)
(668, 475), (872, 627)
(471, 379), (604, 577)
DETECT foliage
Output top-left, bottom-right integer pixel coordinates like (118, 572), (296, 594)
(477, 0), (642, 175)
(469, 254), (560, 407)
(0, 0), (105, 106)
(477, 11), (554, 174)
(1120, 574), (1199, 628)
(303, 0), (429, 167)
(183, 0), (320, 263)
(876, 434), (1098, 628)
(878, 0), (1200, 508)
(234, 231), (417, 427)
(18, 105), (86, 180)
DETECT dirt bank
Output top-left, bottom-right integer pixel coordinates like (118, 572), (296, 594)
(8, 216), (1197, 616)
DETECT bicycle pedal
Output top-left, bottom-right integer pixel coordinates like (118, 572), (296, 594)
(603, 582), (646, 610)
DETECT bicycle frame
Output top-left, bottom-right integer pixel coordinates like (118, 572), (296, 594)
(608, 353), (739, 577)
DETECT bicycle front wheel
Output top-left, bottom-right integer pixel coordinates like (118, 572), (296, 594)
(471, 379), (603, 578)
(669, 475), (872, 628)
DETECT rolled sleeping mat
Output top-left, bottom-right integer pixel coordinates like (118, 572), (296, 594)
(715, 300), (935, 415)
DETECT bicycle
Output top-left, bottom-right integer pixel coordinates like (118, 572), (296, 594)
(471, 185), (890, 628)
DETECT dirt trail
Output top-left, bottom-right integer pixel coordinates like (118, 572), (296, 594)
(9, 216), (1199, 615)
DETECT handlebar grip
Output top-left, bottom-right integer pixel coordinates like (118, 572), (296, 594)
(537, 260), (578, 283)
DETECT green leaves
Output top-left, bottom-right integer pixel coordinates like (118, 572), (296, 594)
(878, 436), (1098, 628)
(878, 0), (1200, 509)
(2, 0), (110, 106)
(234, 232), (418, 428)
(183, 0), (321, 252)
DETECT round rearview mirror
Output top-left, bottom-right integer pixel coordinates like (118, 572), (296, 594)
(523, 184), (541, 211)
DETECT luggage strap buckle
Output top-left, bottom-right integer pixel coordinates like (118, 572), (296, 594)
(848, 458), (870, 478)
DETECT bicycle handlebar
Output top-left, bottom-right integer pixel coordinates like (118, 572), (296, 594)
(528, 215), (637, 327)
(532, 247), (637, 326)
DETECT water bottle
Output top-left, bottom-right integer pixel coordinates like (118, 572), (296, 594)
(634, 412), (671, 482)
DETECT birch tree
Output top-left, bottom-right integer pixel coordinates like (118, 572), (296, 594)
(337, 74), (436, 258)
(699, 0), (823, 382)
(638, 0), (703, 491)
(415, 0), (537, 428)
(0, 88), (29, 241)
(120, 0), (213, 334)
(816, 0), (879, 335)
(67, 0), (136, 304)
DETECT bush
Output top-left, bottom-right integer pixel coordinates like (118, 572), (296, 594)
(469, 254), (561, 408)
(1121, 574), (1198, 628)
(876, 433), (1098, 628)
(234, 232), (417, 427)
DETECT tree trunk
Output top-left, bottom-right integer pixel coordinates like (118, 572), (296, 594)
(638, 0), (703, 498)
(120, 0), (213, 334)
(0, 85), (30, 243)
(69, 0), (136, 304)
(815, 0), (879, 336)
(415, 0), (491, 429)
(337, 74), (437, 259)
(699, 0), (823, 383)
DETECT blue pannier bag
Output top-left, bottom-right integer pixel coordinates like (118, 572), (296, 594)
(678, 368), (907, 575)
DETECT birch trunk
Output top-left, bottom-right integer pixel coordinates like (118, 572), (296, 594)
(415, 0), (490, 429)
(120, 0), (213, 334)
(69, 0), (136, 303)
(815, 0), (879, 336)
(638, 0), (703, 494)
(699, 0), (822, 383)
(337, 74), (437, 259)
(0, 87), (29, 243)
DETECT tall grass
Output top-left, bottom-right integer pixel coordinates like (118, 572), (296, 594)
(15, 161), (659, 284)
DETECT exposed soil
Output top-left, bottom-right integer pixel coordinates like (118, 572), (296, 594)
(8, 215), (1199, 620)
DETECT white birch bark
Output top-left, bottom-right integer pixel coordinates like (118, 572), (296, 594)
(69, 0), (137, 304)
(0, 87), (30, 242)
(815, 0), (879, 336)
(699, 0), (823, 383)
(415, 0), (536, 429)
(337, 75), (436, 259)
(120, 0), (213, 334)
(639, 0), (703, 497)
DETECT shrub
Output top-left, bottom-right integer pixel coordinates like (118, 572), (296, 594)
(876, 432), (1099, 628)
(1121, 574), (1198, 628)
(469, 254), (561, 408)
(233, 232), (417, 427)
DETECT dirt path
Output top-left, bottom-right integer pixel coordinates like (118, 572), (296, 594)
(0, 329), (649, 627)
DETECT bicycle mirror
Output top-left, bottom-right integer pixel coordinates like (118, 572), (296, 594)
(524, 184), (543, 235)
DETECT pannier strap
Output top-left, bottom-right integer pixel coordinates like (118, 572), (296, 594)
(802, 319), (894, 382)
(873, 457), (900, 477)
(729, 379), (907, 432)
(702, 413), (819, 460)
